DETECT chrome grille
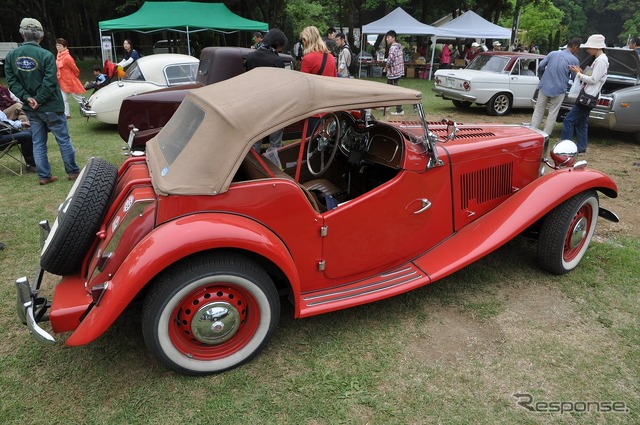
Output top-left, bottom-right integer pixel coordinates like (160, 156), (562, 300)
(461, 163), (513, 209)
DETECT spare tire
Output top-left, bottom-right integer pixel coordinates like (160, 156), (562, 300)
(40, 157), (118, 275)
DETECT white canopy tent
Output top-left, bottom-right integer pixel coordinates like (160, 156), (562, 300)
(362, 7), (437, 35)
(360, 8), (511, 80)
(359, 7), (437, 78)
(429, 11), (512, 78)
(435, 10), (511, 39)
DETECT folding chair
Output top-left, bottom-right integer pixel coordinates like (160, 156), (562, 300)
(0, 122), (26, 176)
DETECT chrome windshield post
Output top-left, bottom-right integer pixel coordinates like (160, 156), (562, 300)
(416, 104), (443, 169)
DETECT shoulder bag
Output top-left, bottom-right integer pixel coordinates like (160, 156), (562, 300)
(576, 87), (598, 109)
(316, 53), (328, 75)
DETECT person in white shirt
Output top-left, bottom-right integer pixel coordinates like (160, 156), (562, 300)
(335, 33), (352, 78)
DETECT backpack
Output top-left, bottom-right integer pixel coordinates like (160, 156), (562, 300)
(343, 45), (358, 75)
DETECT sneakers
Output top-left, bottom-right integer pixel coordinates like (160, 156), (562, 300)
(390, 110), (405, 116)
(39, 176), (58, 185)
(68, 173), (80, 181)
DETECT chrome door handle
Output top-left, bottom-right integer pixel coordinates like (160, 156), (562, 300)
(414, 199), (432, 214)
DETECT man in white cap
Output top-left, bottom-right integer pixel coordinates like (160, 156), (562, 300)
(492, 41), (502, 51)
(4, 17), (80, 185)
(465, 42), (481, 65)
(560, 34), (609, 154)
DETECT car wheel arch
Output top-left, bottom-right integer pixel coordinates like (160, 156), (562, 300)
(486, 92), (513, 116)
(65, 214), (301, 347)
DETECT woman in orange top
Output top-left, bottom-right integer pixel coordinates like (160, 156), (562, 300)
(55, 38), (86, 118)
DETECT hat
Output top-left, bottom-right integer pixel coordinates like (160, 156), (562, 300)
(20, 18), (43, 31)
(492, 41), (501, 47)
(581, 34), (606, 49)
(471, 42), (480, 48)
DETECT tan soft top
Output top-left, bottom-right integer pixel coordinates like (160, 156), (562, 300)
(146, 67), (422, 195)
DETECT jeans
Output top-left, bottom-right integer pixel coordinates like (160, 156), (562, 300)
(0, 129), (35, 165)
(530, 92), (563, 136)
(560, 104), (590, 152)
(27, 110), (80, 179)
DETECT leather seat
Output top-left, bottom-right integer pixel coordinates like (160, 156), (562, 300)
(237, 150), (342, 212)
(302, 179), (342, 197)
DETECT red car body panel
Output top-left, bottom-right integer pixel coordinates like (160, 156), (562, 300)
(65, 213), (301, 346)
(414, 168), (617, 283)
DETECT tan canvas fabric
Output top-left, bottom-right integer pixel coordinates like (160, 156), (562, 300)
(146, 67), (422, 195)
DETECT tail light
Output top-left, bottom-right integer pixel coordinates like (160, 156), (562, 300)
(463, 81), (470, 91)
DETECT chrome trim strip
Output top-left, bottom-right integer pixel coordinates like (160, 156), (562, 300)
(305, 273), (423, 307)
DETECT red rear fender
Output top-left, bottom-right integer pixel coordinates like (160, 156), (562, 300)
(65, 213), (299, 346)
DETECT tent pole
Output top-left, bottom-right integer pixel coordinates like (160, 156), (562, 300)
(99, 29), (104, 64)
(428, 35), (437, 80)
(358, 32), (363, 78)
(186, 26), (191, 56)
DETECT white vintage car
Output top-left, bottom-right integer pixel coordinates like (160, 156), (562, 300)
(80, 53), (199, 124)
(433, 51), (545, 116)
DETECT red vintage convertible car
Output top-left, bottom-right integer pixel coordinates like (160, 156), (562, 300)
(16, 68), (618, 375)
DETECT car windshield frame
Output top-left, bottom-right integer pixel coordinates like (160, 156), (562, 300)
(467, 55), (510, 73)
(164, 63), (199, 86)
(123, 61), (145, 81)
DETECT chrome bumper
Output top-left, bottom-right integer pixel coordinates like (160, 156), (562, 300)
(15, 219), (56, 345)
(79, 99), (96, 118)
(432, 87), (477, 102)
(16, 274), (56, 345)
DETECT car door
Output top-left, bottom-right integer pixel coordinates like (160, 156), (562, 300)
(320, 166), (454, 280)
(509, 58), (540, 107)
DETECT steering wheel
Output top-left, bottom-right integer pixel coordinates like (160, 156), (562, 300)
(306, 113), (341, 177)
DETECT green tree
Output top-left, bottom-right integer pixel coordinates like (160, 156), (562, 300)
(518, 0), (564, 52)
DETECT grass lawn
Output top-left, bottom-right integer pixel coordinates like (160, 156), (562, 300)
(0, 70), (638, 424)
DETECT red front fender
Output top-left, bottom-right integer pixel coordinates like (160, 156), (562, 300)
(65, 213), (300, 346)
(414, 167), (617, 282)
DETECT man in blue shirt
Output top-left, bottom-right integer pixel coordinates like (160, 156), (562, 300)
(530, 38), (581, 136)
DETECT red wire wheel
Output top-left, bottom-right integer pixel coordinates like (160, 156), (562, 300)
(168, 283), (260, 361)
(538, 190), (599, 275)
(142, 253), (280, 375)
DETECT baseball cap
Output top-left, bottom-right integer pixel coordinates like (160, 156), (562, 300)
(20, 18), (43, 31)
(471, 42), (480, 47)
(493, 41), (501, 47)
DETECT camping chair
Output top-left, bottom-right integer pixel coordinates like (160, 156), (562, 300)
(0, 122), (26, 176)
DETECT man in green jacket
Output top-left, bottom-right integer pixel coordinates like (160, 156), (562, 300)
(4, 18), (80, 185)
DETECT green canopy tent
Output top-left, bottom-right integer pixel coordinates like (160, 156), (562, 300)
(99, 1), (268, 61)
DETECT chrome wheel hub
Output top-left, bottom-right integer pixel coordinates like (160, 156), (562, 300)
(191, 302), (240, 345)
(569, 217), (588, 249)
